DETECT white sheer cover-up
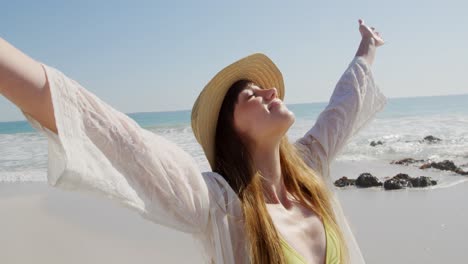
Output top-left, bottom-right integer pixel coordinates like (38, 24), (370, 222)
(22, 56), (386, 264)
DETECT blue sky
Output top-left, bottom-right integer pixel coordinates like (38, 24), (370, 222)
(1, 0), (467, 122)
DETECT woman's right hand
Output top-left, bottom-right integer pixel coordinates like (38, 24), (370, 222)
(358, 19), (385, 47)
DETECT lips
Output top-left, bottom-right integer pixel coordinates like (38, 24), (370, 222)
(268, 99), (283, 110)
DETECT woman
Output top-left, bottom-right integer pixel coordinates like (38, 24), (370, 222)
(0, 19), (385, 263)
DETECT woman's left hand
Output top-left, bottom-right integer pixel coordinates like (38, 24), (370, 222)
(358, 19), (385, 47)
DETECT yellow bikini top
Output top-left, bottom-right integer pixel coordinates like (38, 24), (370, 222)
(280, 220), (340, 264)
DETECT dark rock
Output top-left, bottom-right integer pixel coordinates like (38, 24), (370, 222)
(383, 174), (437, 190)
(334, 177), (356, 187)
(455, 168), (468, 176)
(334, 173), (439, 190)
(411, 176), (437, 187)
(393, 173), (411, 180)
(421, 135), (442, 143)
(391, 158), (425, 166)
(384, 178), (413, 190)
(419, 160), (465, 175)
(355, 173), (382, 188)
(370, 140), (384, 147)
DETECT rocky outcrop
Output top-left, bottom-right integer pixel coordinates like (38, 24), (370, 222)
(334, 173), (438, 190)
(384, 178), (412, 190)
(355, 173), (383, 188)
(420, 135), (442, 143)
(411, 176), (438, 187)
(370, 140), (384, 147)
(391, 158), (426, 166)
(382, 173), (437, 190)
(420, 160), (457, 171)
(420, 160), (468, 175)
(391, 158), (468, 176)
(334, 177), (356, 187)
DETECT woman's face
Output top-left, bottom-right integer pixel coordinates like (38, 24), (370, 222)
(233, 83), (295, 147)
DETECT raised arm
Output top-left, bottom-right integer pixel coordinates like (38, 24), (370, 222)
(295, 19), (386, 180)
(0, 37), (57, 133)
(1, 38), (213, 235)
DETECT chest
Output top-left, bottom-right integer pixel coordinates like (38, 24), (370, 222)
(267, 203), (327, 264)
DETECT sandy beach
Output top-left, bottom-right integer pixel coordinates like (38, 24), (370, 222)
(1, 0), (467, 263)
(0, 183), (204, 263)
(339, 181), (468, 264)
(1, 160), (467, 264)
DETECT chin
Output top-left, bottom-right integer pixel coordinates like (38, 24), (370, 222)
(283, 109), (296, 126)
(276, 111), (296, 136)
(286, 114), (295, 132)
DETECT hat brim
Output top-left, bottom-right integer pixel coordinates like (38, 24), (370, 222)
(191, 53), (285, 170)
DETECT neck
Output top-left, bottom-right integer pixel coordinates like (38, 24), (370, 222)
(250, 141), (289, 206)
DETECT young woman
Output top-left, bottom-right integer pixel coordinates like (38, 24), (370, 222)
(0, 19), (385, 263)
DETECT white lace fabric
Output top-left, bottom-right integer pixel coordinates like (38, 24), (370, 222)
(22, 56), (386, 264)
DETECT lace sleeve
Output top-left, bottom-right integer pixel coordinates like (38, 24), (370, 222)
(22, 64), (210, 234)
(295, 57), (387, 180)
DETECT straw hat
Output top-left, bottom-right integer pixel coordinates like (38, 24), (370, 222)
(191, 53), (285, 170)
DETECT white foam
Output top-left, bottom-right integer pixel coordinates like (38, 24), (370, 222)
(1, 113), (466, 188)
(0, 170), (46, 182)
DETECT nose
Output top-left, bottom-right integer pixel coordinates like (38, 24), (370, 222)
(265, 87), (278, 101)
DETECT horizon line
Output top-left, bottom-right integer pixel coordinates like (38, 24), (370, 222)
(1, 92), (467, 123)
(126, 92), (468, 115)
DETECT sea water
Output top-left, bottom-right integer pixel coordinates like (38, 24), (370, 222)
(1, 94), (467, 188)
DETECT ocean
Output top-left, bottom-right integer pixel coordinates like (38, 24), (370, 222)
(1, 94), (467, 188)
